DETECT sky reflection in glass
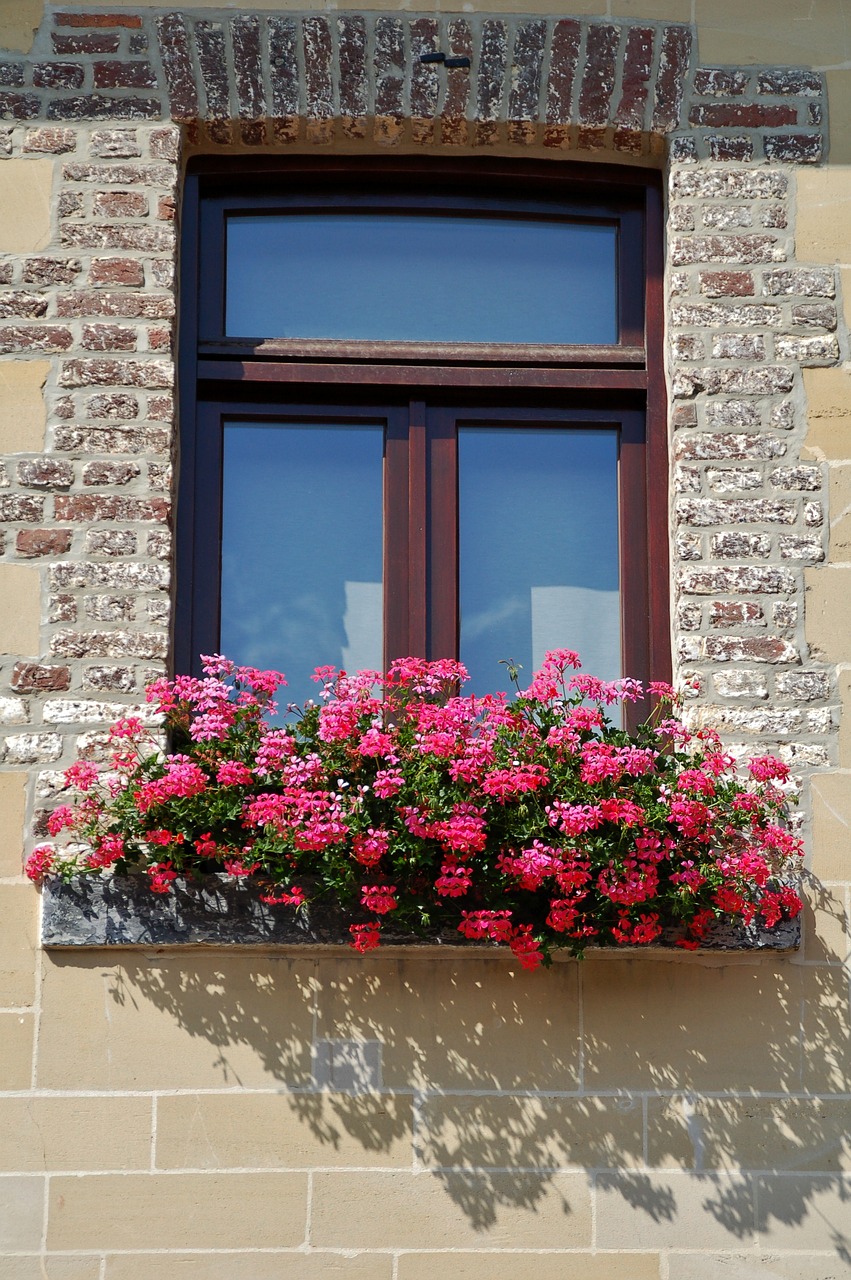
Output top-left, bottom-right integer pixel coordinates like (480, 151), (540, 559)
(226, 213), (617, 345)
(459, 427), (620, 697)
(221, 422), (384, 709)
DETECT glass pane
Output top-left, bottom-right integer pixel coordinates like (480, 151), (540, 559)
(221, 421), (384, 709)
(226, 213), (617, 345)
(458, 427), (620, 697)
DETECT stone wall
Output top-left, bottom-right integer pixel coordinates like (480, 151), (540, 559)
(0, 4), (850, 1277)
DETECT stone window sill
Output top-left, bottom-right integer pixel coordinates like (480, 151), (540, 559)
(40, 875), (801, 953)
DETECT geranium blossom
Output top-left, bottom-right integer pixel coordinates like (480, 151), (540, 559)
(37, 650), (804, 963)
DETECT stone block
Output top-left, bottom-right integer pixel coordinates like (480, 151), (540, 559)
(0, 1012), (33, 1088)
(668, 1256), (849, 1280)
(0, 1260), (100, 1280)
(418, 1094), (644, 1170)
(0, 772), (26, 876)
(0, 1176), (44, 1251)
(0, 564), (40, 656)
(0, 360), (48, 454)
(398, 1256), (661, 1280)
(0, 884), (36, 1006)
(0, 1096), (151, 1171)
(755, 1175), (851, 1249)
(803, 368), (851, 458)
(155, 1092), (413, 1169)
(0, 160), (53, 252)
(311, 1169), (592, 1248)
(47, 1173), (308, 1250)
(104, 1259), (388, 1280)
(597, 1170), (755, 1248)
(805, 565), (851, 661)
(694, 0), (847, 64)
(810, 771), (851, 881)
(0, 0), (42, 54)
(37, 951), (315, 1089)
(796, 166), (851, 263)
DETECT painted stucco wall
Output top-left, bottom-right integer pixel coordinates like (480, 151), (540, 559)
(0, 3), (850, 1276)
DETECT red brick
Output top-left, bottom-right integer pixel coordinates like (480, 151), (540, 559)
(0, 94), (40, 120)
(22, 257), (81, 285)
(61, 225), (173, 251)
(59, 358), (173, 389)
(578, 23), (619, 127)
(16, 529), (72, 556)
(93, 61), (157, 90)
(59, 293), (172, 319)
(54, 13), (143, 27)
(474, 18), (506, 143)
(92, 190), (148, 217)
(16, 458), (74, 489)
(709, 601), (764, 627)
(33, 62), (85, 89)
(763, 134), (823, 164)
(707, 136), (754, 162)
(47, 96), (161, 122)
(614, 25), (653, 134)
(507, 19), (546, 138)
(157, 195), (175, 221)
(757, 69), (821, 96)
(82, 323), (137, 351)
(690, 103), (797, 128)
(155, 12), (199, 120)
(52, 32), (120, 54)
(338, 14), (368, 133)
(705, 636), (797, 663)
(11, 663), (71, 693)
(651, 25), (692, 132)
(693, 68), (749, 96)
(82, 461), (140, 486)
(698, 271), (754, 297)
(53, 495), (170, 522)
(23, 127), (76, 153)
(0, 326), (73, 353)
(302, 16), (332, 131)
(0, 293), (48, 319)
(440, 18), (473, 144)
(88, 258), (145, 287)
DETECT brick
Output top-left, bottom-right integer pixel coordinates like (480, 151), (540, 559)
(764, 268), (834, 297)
(0, 94), (40, 120)
(59, 191), (84, 217)
(709, 601), (764, 627)
(54, 13), (143, 28)
(86, 392), (139, 419)
(678, 497), (797, 527)
(47, 97), (161, 122)
(761, 204), (788, 229)
(705, 467), (760, 493)
(22, 257), (80, 285)
(268, 18), (298, 136)
(23, 126), (76, 154)
(758, 69), (822, 96)
(55, 425), (168, 455)
(670, 205), (694, 232)
(63, 162), (174, 185)
(194, 20), (229, 126)
(83, 665), (136, 691)
(0, 326), (73, 353)
(792, 302), (836, 330)
(16, 458), (74, 489)
(3, 733), (63, 763)
(763, 134), (823, 164)
(89, 128), (141, 158)
(303, 16), (333, 140)
(699, 271), (754, 297)
(93, 61), (157, 90)
(92, 190), (148, 218)
(83, 461), (140, 485)
(440, 19), (472, 145)
(672, 303), (779, 327)
(85, 529), (137, 554)
(676, 434), (785, 461)
(651, 25), (692, 133)
(578, 24), (620, 128)
(475, 19), (507, 140)
(33, 62), (85, 89)
(779, 534), (824, 561)
(150, 127), (180, 161)
(52, 32), (121, 54)
(614, 26), (654, 138)
(59, 358), (173, 389)
(16, 529), (72, 556)
(693, 68), (750, 96)
(770, 465), (821, 490)
(61, 225), (173, 251)
(671, 236), (783, 266)
(704, 636), (797, 663)
(707, 401), (760, 429)
(50, 561), (168, 589)
(51, 630), (168, 659)
(775, 333), (840, 364)
(49, 592), (77, 623)
(671, 334), (704, 361)
(11, 663), (71, 692)
(82, 323), (137, 351)
(54, 495), (169, 522)
(0, 293), (48, 318)
(0, 63), (24, 86)
(507, 19), (547, 138)
(712, 333), (765, 360)
(545, 18), (581, 138)
(702, 204), (752, 229)
(337, 16), (367, 134)
(156, 12), (199, 120)
(679, 565), (793, 594)
(0, 496), (43, 522)
(88, 258), (145, 287)
(410, 18), (441, 142)
(689, 104), (797, 128)
(709, 131), (754, 159)
(712, 670), (769, 699)
(671, 170), (787, 200)
(232, 14), (265, 128)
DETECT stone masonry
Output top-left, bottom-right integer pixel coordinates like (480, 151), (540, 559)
(0, 9), (841, 855)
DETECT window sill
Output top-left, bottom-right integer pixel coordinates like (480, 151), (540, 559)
(40, 875), (801, 954)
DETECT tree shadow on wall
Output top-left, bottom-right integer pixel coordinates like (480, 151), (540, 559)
(97, 890), (850, 1248)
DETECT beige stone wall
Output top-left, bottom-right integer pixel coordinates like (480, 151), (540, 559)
(1, 2), (851, 1276)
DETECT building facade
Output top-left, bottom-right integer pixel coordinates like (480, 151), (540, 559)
(0, 0), (850, 1275)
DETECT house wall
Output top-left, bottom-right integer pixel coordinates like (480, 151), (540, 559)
(0, 4), (850, 1276)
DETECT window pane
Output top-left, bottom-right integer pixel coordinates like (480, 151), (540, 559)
(226, 213), (617, 345)
(221, 421), (384, 708)
(458, 427), (620, 696)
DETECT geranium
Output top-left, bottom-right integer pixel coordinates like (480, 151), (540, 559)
(32, 652), (804, 963)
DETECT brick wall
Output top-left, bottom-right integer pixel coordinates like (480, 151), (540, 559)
(0, 5), (849, 1276)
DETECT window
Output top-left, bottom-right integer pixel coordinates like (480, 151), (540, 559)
(177, 158), (669, 707)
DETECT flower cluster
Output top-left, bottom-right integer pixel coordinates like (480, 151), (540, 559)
(29, 650), (804, 967)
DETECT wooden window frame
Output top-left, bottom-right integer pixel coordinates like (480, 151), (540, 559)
(176, 156), (670, 700)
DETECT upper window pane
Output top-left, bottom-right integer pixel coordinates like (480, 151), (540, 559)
(225, 213), (618, 345)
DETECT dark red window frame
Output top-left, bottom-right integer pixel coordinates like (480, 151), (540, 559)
(176, 156), (670, 703)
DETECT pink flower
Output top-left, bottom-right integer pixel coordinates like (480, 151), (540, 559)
(352, 829), (390, 867)
(64, 761), (100, 791)
(87, 832), (125, 868)
(47, 805), (75, 837)
(361, 884), (398, 914)
(509, 925), (544, 971)
(147, 861), (177, 893)
(748, 756), (791, 784)
(435, 861), (472, 897)
(25, 844), (55, 882)
(349, 921), (381, 952)
(216, 760), (254, 787)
